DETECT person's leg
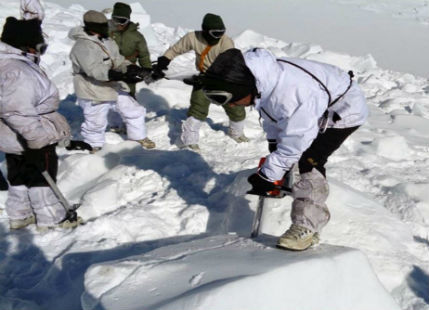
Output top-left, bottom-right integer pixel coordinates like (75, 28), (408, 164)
(180, 116), (203, 149)
(0, 169), (8, 191)
(5, 153), (34, 229)
(79, 99), (110, 148)
(223, 105), (248, 142)
(25, 144), (67, 228)
(181, 88), (210, 149)
(278, 126), (359, 250)
(115, 91), (155, 148)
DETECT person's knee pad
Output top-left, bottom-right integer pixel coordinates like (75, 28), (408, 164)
(293, 168), (329, 203)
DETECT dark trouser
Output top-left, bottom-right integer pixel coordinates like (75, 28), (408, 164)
(298, 126), (359, 177)
(187, 88), (246, 122)
(0, 170), (8, 190)
(292, 126), (359, 232)
(6, 144), (58, 187)
(127, 82), (136, 99)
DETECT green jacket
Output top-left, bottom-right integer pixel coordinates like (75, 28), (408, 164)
(110, 22), (152, 69)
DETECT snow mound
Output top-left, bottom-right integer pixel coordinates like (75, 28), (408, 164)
(81, 235), (400, 310)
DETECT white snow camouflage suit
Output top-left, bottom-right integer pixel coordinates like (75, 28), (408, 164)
(0, 41), (71, 226)
(69, 26), (148, 147)
(244, 48), (368, 232)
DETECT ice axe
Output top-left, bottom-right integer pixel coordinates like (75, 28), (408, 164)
(248, 158), (294, 238)
(41, 170), (80, 222)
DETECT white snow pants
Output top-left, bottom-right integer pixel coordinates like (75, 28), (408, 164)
(6, 185), (66, 227)
(291, 169), (330, 232)
(79, 91), (146, 147)
(180, 116), (245, 145)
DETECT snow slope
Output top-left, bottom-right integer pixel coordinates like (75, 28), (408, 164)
(0, 1), (429, 310)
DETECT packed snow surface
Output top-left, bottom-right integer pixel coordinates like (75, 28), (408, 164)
(1, 1), (429, 310)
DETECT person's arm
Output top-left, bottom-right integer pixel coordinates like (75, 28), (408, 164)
(163, 32), (195, 60)
(20, 0), (44, 21)
(261, 96), (323, 181)
(1, 69), (53, 149)
(136, 33), (152, 69)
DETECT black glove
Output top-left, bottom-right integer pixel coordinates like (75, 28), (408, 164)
(66, 140), (93, 151)
(183, 75), (203, 88)
(150, 68), (165, 81)
(23, 147), (49, 172)
(108, 69), (124, 81)
(268, 139), (277, 153)
(150, 56), (171, 82)
(156, 56), (171, 71)
(123, 64), (147, 83)
(247, 172), (276, 195)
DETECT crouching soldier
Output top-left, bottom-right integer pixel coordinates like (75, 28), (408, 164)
(199, 48), (368, 250)
(0, 17), (81, 230)
(69, 10), (155, 152)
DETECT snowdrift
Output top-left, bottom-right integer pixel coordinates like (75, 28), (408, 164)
(81, 235), (400, 310)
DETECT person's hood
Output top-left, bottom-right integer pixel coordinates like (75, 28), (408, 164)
(68, 25), (99, 42)
(0, 41), (39, 65)
(243, 48), (282, 109)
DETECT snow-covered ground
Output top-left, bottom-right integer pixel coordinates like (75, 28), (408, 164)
(1, 1), (429, 310)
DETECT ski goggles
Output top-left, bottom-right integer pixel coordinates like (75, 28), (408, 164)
(112, 16), (130, 25)
(36, 42), (48, 55)
(202, 90), (233, 106)
(208, 29), (225, 39)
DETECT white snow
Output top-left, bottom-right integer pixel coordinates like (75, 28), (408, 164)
(1, 1), (429, 310)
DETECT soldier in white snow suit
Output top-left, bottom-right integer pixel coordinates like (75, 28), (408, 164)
(20, 0), (44, 21)
(198, 48), (368, 250)
(69, 10), (156, 152)
(0, 17), (80, 230)
(152, 13), (248, 151)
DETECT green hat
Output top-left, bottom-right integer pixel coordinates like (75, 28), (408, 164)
(202, 13), (225, 30)
(113, 2), (132, 19)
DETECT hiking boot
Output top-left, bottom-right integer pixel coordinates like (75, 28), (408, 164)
(37, 216), (83, 232)
(276, 224), (319, 251)
(136, 137), (156, 149)
(109, 126), (127, 134)
(227, 129), (250, 143)
(9, 215), (36, 230)
(179, 144), (200, 152)
(90, 147), (102, 154)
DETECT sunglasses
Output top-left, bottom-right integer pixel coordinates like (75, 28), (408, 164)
(112, 16), (130, 25)
(208, 29), (225, 39)
(203, 90), (233, 106)
(36, 43), (48, 55)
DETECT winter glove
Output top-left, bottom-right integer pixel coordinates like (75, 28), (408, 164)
(247, 172), (276, 195)
(123, 64), (148, 83)
(23, 147), (49, 172)
(108, 69), (124, 81)
(183, 75), (203, 89)
(150, 56), (171, 82)
(156, 56), (171, 71)
(65, 140), (93, 152)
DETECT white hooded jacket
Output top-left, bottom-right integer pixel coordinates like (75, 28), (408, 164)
(69, 26), (130, 102)
(243, 49), (368, 181)
(0, 42), (71, 154)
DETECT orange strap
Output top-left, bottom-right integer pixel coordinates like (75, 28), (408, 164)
(198, 45), (213, 72)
